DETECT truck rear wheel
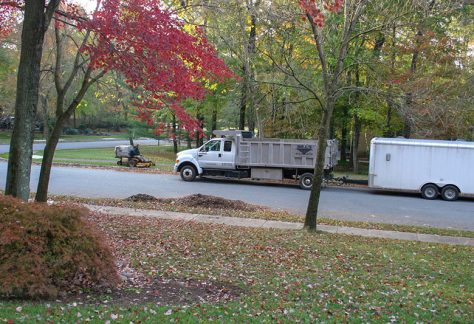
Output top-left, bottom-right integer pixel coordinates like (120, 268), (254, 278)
(441, 185), (459, 201)
(180, 165), (197, 181)
(421, 184), (439, 200)
(299, 173), (313, 190)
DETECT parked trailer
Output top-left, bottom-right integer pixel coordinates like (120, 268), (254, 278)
(174, 130), (339, 189)
(368, 137), (474, 201)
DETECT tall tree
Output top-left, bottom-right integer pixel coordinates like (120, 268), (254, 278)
(34, 0), (234, 201)
(298, 0), (369, 231)
(3, 0), (60, 201)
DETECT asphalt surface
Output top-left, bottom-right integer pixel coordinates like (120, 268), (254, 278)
(0, 162), (472, 231)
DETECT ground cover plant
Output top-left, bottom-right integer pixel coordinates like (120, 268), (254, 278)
(0, 210), (472, 322)
(63, 194), (474, 239)
(0, 195), (119, 299)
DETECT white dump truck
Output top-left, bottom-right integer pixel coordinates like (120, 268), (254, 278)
(368, 137), (474, 201)
(174, 130), (339, 189)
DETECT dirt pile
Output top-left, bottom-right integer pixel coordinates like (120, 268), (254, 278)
(125, 194), (158, 202)
(157, 194), (261, 212)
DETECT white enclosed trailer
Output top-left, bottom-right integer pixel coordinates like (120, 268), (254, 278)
(174, 130), (339, 189)
(368, 137), (474, 200)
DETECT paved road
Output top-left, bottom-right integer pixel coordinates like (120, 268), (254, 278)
(0, 139), (161, 154)
(0, 162), (472, 230)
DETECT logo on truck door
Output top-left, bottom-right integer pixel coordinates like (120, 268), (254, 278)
(296, 145), (313, 155)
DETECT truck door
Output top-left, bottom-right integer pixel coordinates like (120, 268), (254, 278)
(220, 140), (235, 169)
(197, 139), (222, 169)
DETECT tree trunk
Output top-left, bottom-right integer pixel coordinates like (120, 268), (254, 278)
(211, 105), (217, 132)
(384, 25), (396, 137)
(403, 30), (422, 138)
(172, 113), (178, 154)
(340, 116), (347, 163)
(186, 132), (192, 149)
(384, 104), (393, 137)
(35, 115), (69, 202)
(246, 11), (257, 133)
(40, 91), (50, 140)
(5, 0), (59, 200)
(304, 99), (333, 231)
(35, 66), (104, 202)
(239, 65), (247, 130)
(196, 109), (204, 148)
(351, 114), (361, 173)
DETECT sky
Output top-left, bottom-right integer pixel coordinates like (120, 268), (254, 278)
(74, 0), (97, 13)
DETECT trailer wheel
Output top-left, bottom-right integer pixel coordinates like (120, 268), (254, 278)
(180, 165), (197, 182)
(299, 173), (314, 190)
(421, 184), (439, 200)
(441, 185), (459, 201)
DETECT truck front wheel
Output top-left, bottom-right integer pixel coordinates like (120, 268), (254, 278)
(441, 185), (459, 201)
(421, 184), (439, 200)
(180, 165), (197, 182)
(299, 173), (313, 190)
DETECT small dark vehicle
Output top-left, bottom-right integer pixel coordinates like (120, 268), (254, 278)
(114, 145), (155, 168)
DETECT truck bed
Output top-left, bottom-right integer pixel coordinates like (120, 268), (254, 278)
(236, 138), (338, 169)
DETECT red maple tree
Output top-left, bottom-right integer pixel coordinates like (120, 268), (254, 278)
(0, 0), (235, 134)
(299, 0), (344, 27)
(0, 1), (23, 37)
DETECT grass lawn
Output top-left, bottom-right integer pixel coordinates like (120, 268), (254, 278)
(0, 145), (180, 172)
(0, 213), (472, 322)
(0, 131), (133, 145)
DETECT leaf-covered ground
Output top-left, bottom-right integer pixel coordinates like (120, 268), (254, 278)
(1, 212), (473, 322)
(58, 194), (474, 238)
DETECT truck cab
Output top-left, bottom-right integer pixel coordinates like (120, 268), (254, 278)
(196, 138), (235, 170)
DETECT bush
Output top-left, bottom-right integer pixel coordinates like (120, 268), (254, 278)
(63, 127), (80, 135)
(0, 195), (119, 299)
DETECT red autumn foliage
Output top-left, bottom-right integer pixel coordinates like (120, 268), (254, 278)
(80, 0), (235, 135)
(0, 0), (23, 37)
(0, 195), (119, 299)
(0, 0), (235, 135)
(299, 0), (344, 27)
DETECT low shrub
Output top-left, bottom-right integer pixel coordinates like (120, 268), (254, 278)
(63, 127), (80, 135)
(0, 195), (119, 299)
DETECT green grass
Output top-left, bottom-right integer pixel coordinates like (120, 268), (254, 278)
(0, 145), (181, 172)
(1, 214), (472, 322)
(0, 131), (133, 145)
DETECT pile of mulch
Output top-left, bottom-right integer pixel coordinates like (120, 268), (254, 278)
(126, 194), (158, 202)
(126, 193), (261, 212)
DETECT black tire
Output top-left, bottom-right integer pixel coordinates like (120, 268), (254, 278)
(117, 160), (123, 166)
(441, 185), (459, 201)
(128, 159), (137, 167)
(180, 165), (197, 182)
(299, 173), (313, 190)
(421, 184), (439, 200)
